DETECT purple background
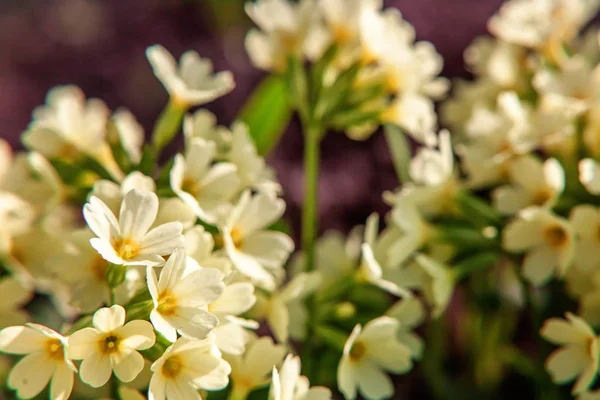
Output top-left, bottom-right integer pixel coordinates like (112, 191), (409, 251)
(0, 0), (504, 236)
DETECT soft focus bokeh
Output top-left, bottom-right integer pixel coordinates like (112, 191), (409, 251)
(0, 0), (504, 238)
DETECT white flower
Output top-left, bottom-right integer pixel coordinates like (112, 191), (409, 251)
(209, 278), (257, 355)
(113, 109), (145, 164)
(492, 156), (564, 215)
(226, 335), (286, 398)
(534, 56), (600, 106)
(414, 254), (456, 318)
(183, 109), (232, 156)
(488, 0), (599, 62)
(22, 85), (122, 180)
(146, 45), (234, 109)
(570, 205), (600, 272)
(463, 37), (525, 88)
(386, 297), (426, 360)
(147, 248), (224, 342)
(68, 305), (155, 387)
(270, 354), (332, 400)
(579, 158), (600, 194)
(541, 313), (600, 394)
(184, 225), (232, 274)
(245, 0), (326, 71)
(0, 277), (32, 329)
(170, 138), (241, 223)
(221, 191), (294, 290)
(319, 0), (381, 45)
(262, 272), (321, 343)
(338, 316), (412, 400)
(149, 336), (231, 400)
(380, 93), (437, 144)
(359, 213), (412, 297)
(0, 323), (76, 400)
(83, 189), (184, 267)
(90, 171), (156, 216)
(503, 207), (574, 286)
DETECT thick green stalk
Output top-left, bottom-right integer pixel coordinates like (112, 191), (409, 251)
(302, 125), (321, 273)
(301, 124), (322, 381)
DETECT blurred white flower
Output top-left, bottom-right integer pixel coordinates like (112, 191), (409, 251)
(245, 0), (327, 71)
(226, 335), (286, 398)
(113, 109), (145, 165)
(68, 305), (155, 387)
(338, 316), (412, 400)
(386, 297), (426, 360)
(493, 156), (564, 215)
(83, 189), (184, 267)
(579, 158), (600, 194)
(541, 313), (600, 395)
(147, 248), (224, 342)
(0, 277), (32, 329)
(170, 138), (241, 224)
(503, 207), (574, 286)
(90, 171), (156, 215)
(0, 323), (76, 400)
(149, 336), (231, 400)
(414, 253), (456, 318)
(220, 191), (294, 291)
(146, 45), (234, 109)
(22, 85), (123, 180)
(270, 354), (332, 400)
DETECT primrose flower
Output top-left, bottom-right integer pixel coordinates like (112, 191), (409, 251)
(170, 138), (241, 224)
(149, 336), (231, 400)
(146, 45), (234, 109)
(0, 323), (76, 400)
(147, 248), (224, 342)
(338, 316), (413, 400)
(541, 313), (600, 395)
(68, 305), (155, 387)
(220, 191), (294, 291)
(83, 189), (184, 267)
(503, 207), (574, 286)
(270, 354), (332, 400)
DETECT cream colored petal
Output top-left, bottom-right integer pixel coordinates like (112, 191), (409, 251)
(80, 352), (112, 388)
(8, 352), (55, 399)
(545, 344), (588, 384)
(119, 189), (159, 240)
(67, 327), (100, 359)
(210, 282), (256, 316)
(50, 363), (74, 400)
(0, 325), (45, 354)
(93, 305), (126, 332)
(337, 357), (358, 400)
(117, 320), (156, 350)
(522, 246), (557, 286)
(113, 351), (145, 383)
(356, 362), (394, 400)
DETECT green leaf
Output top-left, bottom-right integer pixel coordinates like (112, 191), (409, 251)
(239, 75), (292, 156)
(384, 124), (411, 184)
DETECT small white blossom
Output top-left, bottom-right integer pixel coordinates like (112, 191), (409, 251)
(221, 191), (294, 290)
(170, 138), (241, 224)
(149, 336), (231, 400)
(503, 207), (574, 286)
(146, 45), (234, 109)
(541, 313), (600, 395)
(270, 354), (332, 400)
(0, 323), (76, 400)
(338, 316), (412, 400)
(68, 305), (155, 387)
(83, 189), (184, 267)
(147, 248), (224, 342)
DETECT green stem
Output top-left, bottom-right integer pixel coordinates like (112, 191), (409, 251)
(151, 99), (187, 155)
(301, 124), (322, 381)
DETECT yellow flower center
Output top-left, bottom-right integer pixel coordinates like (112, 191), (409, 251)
(215, 228), (243, 250)
(157, 290), (178, 316)
(162, 355), (183, 379)
(99, 334), (121, 355)
(532, 189), (552, 206)
(181, 178), (201, 197)
(45, 338), (65, 361)
(112, 238), (140, 260)
(349, 340), (366, 362)
(544, 225), (568, 248)
(332, 24), (353, 43)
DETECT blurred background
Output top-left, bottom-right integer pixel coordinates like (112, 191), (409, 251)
(0, 0), (505, 237)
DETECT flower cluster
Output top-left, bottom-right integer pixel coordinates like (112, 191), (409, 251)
(6, 0), (600, 399)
